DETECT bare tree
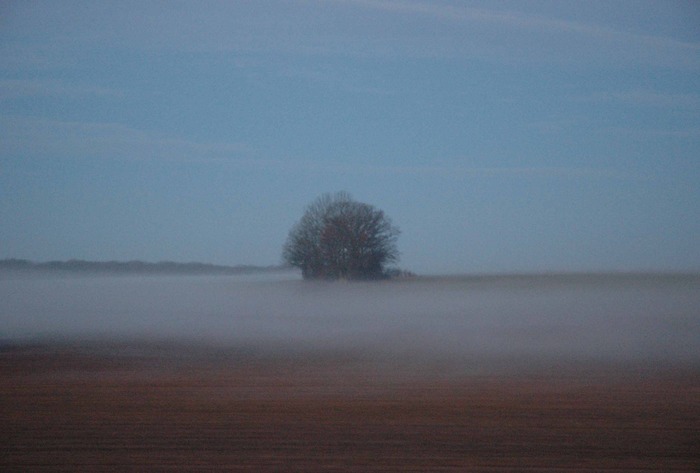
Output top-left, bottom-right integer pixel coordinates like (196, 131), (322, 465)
(283, 192), (400, 280)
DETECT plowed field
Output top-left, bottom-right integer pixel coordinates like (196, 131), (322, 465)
(2, 344), (699, 472)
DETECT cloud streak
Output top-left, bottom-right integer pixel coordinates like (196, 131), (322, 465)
(4, 1), (698, 68)
(1, 115), (648, 183)
(575, 89), (700, 108)
(342, 0), (697, 48)
(332, 0), (700, 67)
(0, 79), (123, 101)
(0, 116), (255, 163)
(312, 161), (648, 181)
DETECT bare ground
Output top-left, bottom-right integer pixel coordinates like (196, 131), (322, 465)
(2, 343), (699, 472)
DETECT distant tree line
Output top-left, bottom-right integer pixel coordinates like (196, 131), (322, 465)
(0, 259), (289, 275)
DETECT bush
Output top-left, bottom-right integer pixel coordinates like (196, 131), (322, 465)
(283, 192), (400, 280)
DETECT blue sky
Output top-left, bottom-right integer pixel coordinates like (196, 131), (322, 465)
(1, 0), (699, 274)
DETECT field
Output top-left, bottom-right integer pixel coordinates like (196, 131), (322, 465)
(2, 273), (699, 471)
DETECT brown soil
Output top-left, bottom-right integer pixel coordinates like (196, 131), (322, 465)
(2, 344), (699, 472)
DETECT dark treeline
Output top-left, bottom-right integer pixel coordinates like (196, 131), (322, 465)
(0, 259), (290, 275)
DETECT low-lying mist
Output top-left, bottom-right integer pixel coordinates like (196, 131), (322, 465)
(1, 271), (698, 365)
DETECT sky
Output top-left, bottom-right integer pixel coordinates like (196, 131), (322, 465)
(1, 0), (699, 275)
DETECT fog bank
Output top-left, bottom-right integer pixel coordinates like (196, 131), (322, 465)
(1, 272), (698, 364)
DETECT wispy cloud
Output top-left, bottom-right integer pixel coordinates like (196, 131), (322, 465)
(601, 126), (700, 139)
(5, 1), (697, 68)
(0, 79), (123, 100)
(575, 89), (700, 108)
(340, 0), (698, 48)
(276, 156), (647, 181)
(0, 114), (649, 182)
(0, 43), (76, 73)
(0, 116), (256, 163)
(645, 128), (700, 138)
(332, 0), (700, 67)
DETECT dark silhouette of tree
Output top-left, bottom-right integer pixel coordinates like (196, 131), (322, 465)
(283, 192), (400, 280)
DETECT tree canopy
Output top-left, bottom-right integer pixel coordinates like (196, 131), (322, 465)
(283, 192), (400, 280)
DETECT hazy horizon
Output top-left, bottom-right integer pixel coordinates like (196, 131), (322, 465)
(2, 272), (698, 367)
(4, 257), (700, 279)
